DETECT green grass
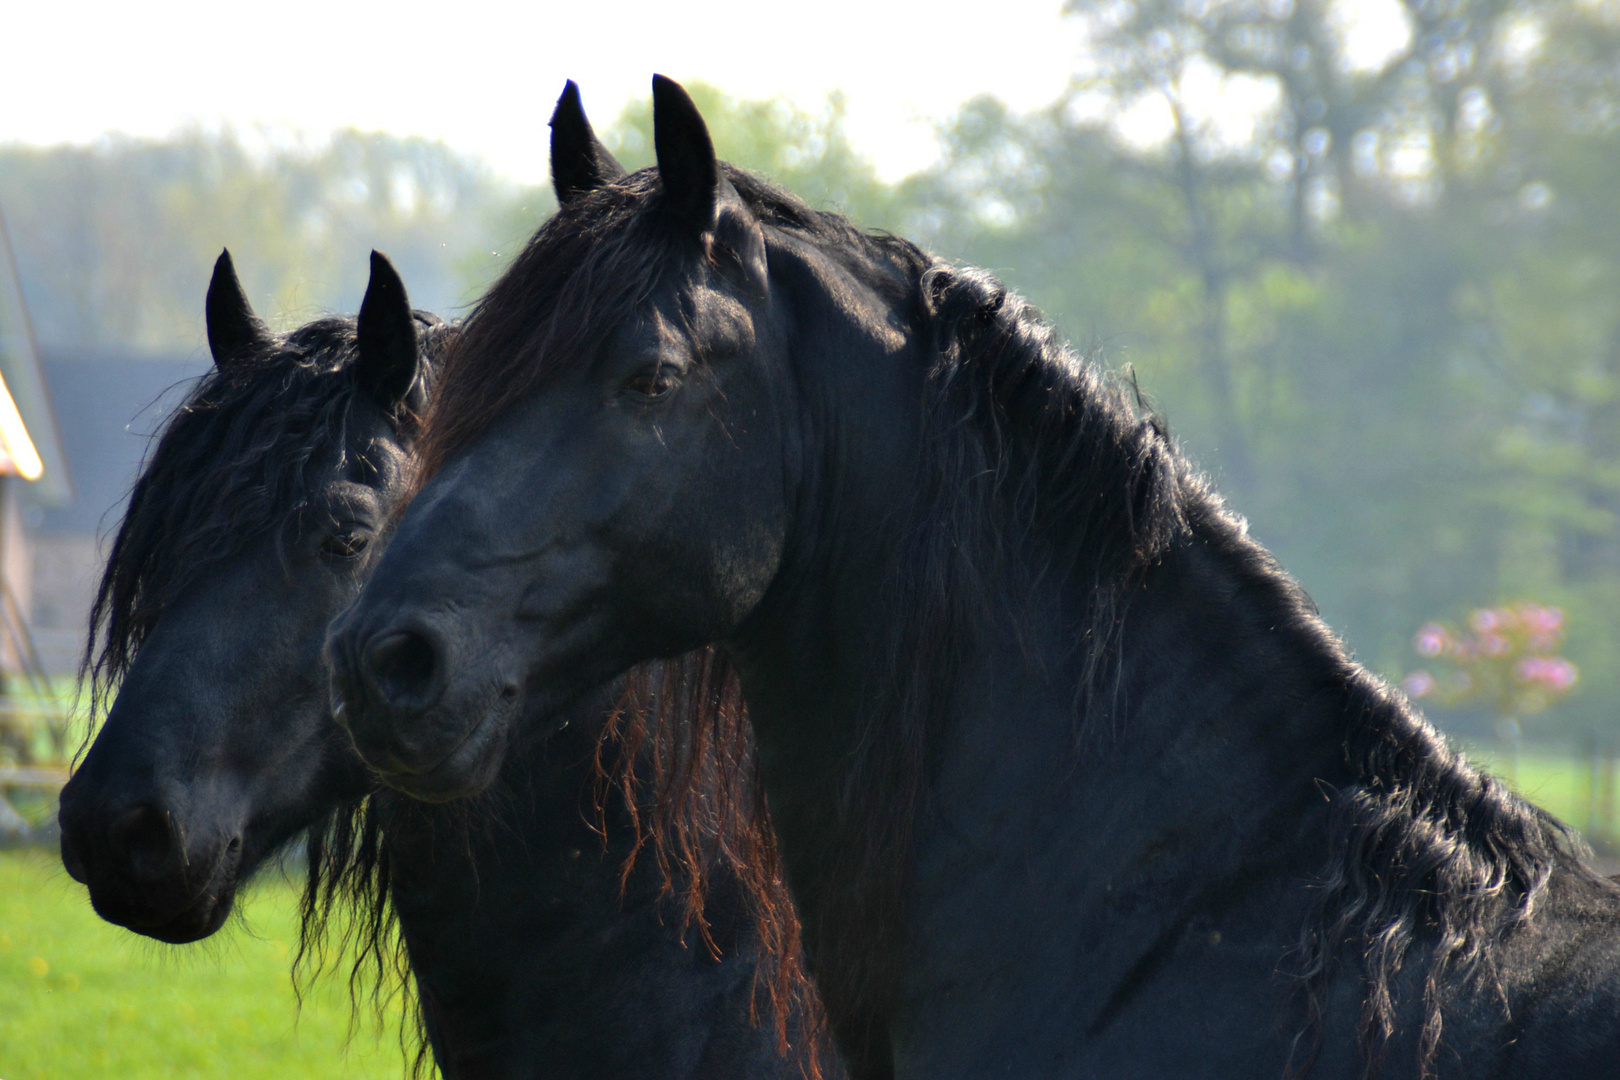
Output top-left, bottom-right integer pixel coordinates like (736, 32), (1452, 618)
(1448, 743), (1620, 856)
(3, 739), (1611, 1080)
(0, 848), (414, 1080)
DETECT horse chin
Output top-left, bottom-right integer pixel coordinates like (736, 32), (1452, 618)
(89, 852), (242, 944)
(373, 697), (510, 804)
(128, 889), (238, 945)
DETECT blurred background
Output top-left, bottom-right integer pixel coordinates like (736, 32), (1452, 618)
(4, 0), (1620, 1074)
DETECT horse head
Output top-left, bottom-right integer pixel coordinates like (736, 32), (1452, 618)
(59, 249), (432, 941)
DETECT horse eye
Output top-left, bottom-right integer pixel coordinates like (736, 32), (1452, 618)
(321, 531), (370, 560)
(624, 366), (681, 399)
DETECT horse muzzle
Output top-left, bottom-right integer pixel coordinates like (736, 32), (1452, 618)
(58, 782), (244, 943)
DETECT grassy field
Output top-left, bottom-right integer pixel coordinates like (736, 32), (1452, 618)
(1, 740), (1613, 1080)
(1456, 743), (1620, 855)
(0, 848), (413, 1080)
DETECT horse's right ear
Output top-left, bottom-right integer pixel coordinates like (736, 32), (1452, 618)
(205, 249), (269, 366)
(652, 74), (720, 232)
(355, 251), (421, 409)
(550, 80), (626, 205)
(651, 75), (767, 294)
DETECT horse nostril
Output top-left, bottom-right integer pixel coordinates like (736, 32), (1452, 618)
(364, 629), (442, 709)
(107, 803), (182, 884)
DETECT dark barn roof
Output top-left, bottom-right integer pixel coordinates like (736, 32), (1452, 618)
(35, 350), (208, 536)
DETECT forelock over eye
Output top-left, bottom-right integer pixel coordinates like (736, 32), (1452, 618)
(691, 290), (755, 358)
(676, 290), (700, 326)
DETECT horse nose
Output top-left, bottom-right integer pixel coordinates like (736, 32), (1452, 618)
(57, 784), (91, 883)
(106, 801), (186, 884)
(361, 627), (446, 712)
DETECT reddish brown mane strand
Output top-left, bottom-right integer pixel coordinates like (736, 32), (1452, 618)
(593, 648), (828, 1078)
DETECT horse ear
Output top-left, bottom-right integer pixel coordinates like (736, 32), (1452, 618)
(652, 74), (720, 231)
(355, 251), (421, 408)
(651, 75), (767, 293)
(205, 249), (269, 366)
(550, 80), (626, 205)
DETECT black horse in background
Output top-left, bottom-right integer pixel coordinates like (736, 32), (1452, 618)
(330, 78), (1620, 1079)
(58, 245), (832, 1078)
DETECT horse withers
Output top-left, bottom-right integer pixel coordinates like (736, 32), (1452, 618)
(330, 76), (1620, 1079)
(59, 239), (830, 1078)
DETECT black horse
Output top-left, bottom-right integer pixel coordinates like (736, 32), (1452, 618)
(330, 77), (1620, 1079)
(59, 244), (829, 1078)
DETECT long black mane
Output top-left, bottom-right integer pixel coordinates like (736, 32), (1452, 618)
(426, 162), (1596, 1075)
(904, 266), (1590, 1077)
(294, 790), (425, 1069)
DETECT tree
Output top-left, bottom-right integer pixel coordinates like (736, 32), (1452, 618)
(0, 130), (535, 351)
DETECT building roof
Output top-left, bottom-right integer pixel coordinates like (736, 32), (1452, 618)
(34, 350), (207, 536)
(0, 205), (70, 505)
(0, 367), (43, 479)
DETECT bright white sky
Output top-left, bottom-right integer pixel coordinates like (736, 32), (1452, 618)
(0, 0), (1092, 183)
(1, 0), (1413, 183)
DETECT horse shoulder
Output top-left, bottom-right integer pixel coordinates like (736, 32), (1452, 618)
(1467, 866), (1620, 1076)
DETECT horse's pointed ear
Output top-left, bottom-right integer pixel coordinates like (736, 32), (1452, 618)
(550, 80), (626, 205)
(652, 74), (720, 231)
(651, 76), (766, 293)
(205, 249), (269, 366)
(355, 251), (421, 408)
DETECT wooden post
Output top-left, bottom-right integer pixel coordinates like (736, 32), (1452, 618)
(1599, 745), (1618, 849)
(1583, 733), (1598, 841)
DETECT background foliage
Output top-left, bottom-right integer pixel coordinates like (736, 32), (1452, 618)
(0, 849), (408, 1080)
(5, 0), (1620, 744)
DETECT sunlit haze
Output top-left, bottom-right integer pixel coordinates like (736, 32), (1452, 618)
(2, 0), (1095, 182)
(0, 0), (1417, 182)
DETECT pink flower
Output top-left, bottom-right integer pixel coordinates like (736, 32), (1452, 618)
(1414, 623), (1449, 658)
(1471, 607), (1509, 633)
(1544, 658), (1579, 691)
(1477, 632), (1511, 657)
(1515, 657), (1579, 692)
(1403, 671), (1437, 699)
(1519, 604), (1565, 637)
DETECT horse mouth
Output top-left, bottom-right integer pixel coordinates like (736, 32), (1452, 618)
(89, 848), (242, 944)
(369, 695), (510, 803)
(120, 890), (237, 944)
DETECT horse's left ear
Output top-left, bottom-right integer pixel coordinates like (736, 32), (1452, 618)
(551, 80), (626, 204)
(651, 74), (767, 294)
(206, 249), (270, 366)
(355, 251), (421, 408)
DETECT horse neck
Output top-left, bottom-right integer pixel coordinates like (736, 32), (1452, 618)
(380, 696), (784, 1078)
(734, 469), (1426, 1069)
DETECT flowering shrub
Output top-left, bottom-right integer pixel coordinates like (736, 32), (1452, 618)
(1403, 603), (1579, 717)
